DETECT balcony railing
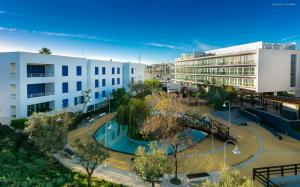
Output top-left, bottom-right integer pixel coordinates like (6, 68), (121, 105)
(27, 73), (54, 77)
(10, 94), (16, 99)
(27, 91), (54, 98)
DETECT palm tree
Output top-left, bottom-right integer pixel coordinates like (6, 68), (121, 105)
(39, 47), (52, 55)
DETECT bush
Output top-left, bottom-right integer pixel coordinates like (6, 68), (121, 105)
(10, 118), (28, 130)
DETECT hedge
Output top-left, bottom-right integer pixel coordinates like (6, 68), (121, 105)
(10, 118), (28, 130)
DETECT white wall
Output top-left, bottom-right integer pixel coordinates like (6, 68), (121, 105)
(0, 52), (147, 123)
(257, 49), (300, 93)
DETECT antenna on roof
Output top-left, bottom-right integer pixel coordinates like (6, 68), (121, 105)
(139, 54), (141, 63)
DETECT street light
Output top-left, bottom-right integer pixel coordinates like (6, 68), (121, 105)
(223, 101), (231, 135)
(223, 139), (241, 167)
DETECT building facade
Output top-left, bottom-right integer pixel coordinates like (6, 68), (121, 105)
(145, 63), (174, 82)
(122, 62), (146, 89)
(0, 52), (145, 124)
(174, 41), (300, 95)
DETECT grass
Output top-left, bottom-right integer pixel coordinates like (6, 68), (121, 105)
(0, 124), (124, 187)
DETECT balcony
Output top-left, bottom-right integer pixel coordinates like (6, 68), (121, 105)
(27, 73), (54, 77)
(27, 64), (54, 78)
(27, 83), (55, 98)
(27, 91), (55, 98)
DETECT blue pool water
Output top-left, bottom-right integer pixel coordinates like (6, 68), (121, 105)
(94, 120), (208, 155)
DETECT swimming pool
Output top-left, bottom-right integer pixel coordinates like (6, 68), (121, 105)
(94, 120), (208, 155)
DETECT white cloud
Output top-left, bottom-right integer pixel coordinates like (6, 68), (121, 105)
(0, 26), (112, 41)
(144, 42), (178, 49)
(280, 35), (299, 41)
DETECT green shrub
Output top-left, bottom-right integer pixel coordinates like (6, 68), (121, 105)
(10, 118), (28, 130)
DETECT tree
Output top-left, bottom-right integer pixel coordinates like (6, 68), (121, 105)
(25, 112), (74, 157)
(72, 138), (109, 187)
(128, 81), (151, 99)
(202, 167), (255, 187)
(116, 98), (150, 137)
(39, 47), (52, 55)
(111, 88), (130, 110)
(207, 85), (237, 110)
(144, 79), (162, 94)
(81, 89), (92, 113)
(134, 142), (170, 187)
(143, 93), (188, 185)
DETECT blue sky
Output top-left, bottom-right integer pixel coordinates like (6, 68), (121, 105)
(0, 0), (299, 64)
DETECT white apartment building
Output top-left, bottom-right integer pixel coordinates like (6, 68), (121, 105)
(0, 52), (145, 125)
(122, 62), (146, 90)
(174, 41), (300, 95)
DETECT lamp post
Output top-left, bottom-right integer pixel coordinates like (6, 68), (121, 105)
(223, 140), (241, 167)
(223, 101), (231, 135)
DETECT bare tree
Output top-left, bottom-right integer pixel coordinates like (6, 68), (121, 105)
(81, 89), (91, 113)
(143, 93), (189, 185)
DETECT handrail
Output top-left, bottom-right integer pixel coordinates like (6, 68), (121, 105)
(27, 73), (54, 77)
(253, 163), (300, 187)
(27, 91), (54, 98)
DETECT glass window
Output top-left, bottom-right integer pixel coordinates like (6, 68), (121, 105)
(102, 91), (106, 97)
(76, 81), (82, 91)
(117, 67), (120, 74)
(102, 79), (106, 86)
(131, 77), (134, 83)
(95, 79), (99, 88)
(80, 96), (84, 103)
(131, 68), (134, 74)
(74, 97), (78, 105)
(95, 67), (99, 75)
(76, 66), (82, 76)
(112, 78), (115, 85)
(62, 82), (68, 93)
(102, 67), (106, 75)
(117, 78), (120, 85)
(62, 65), (68, 76)
(62, 99), (68, 108)
(112, 67), (115, 74)
(95, 92), (99, 99)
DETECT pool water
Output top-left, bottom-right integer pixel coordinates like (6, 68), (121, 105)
(94, 120), (208, 155)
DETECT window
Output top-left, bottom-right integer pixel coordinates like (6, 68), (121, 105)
(76, 81), (82, 91)
(112, 89), (115, 93)
(117, 67), (120, 74)
(291, 54), (297, 87)
(102, 91), (106, 97)
(80, 96), (84, 103)
(95, 80), (99, 88)
(102, 67), (106, 75)
(131, 68), (134, 74)
(62, 82), (68, 93)
(95, 92), (99, 99)
(62, 99), (68, 108)
(95, 67), (99, 75)
(102, 79), (106, 86)
(62, 66), (68, 76)
(131, 77), (134, 83)
(76, 66), (82, 76)
(74, 97), (78, 105)
(112, 78), (115, 85)
(112, 67), (115, 74)
(117, 78), (120, 85)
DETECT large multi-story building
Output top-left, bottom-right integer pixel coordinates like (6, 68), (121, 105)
(174, 41), (300, 95)
(145, 63), (174, 82)
(0, 52), (145, 125)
